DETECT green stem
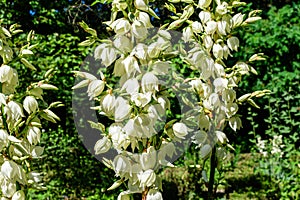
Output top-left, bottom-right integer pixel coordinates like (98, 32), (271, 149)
(208, 146), (216, 200)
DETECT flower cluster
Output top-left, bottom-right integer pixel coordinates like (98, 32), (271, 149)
(0, 23), (61, 198)
(74, 0), (270, 198)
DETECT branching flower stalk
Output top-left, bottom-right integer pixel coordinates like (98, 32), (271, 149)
(0, 22), (61, 199)
(74, 0), (270, 199)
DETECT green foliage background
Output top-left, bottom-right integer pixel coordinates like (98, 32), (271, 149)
(0, 0), (299, 199)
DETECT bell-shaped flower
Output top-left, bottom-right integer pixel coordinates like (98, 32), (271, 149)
(0, 65), (13, 83)
(198, 0), (212, 8)
(203, 35), (213, 51)
(134, 0), (148, 11)
(110, 18), (131, 35)
(11, 190), (25, 200)
(192, 130), (207, 146)
(216, 130), (228, 144)
(201, 56), (214, 80)
(200, 144), (212, 160)
(94, 43), (117, 67)
(173, 122), (188, 139)
(224, 102), (238, 117)
(217, 20), (228, 36)
(109, 124), (128, 150)
(222, 89), (236, 103)
(214, 63), (225, 77)
(199, 11), (211, 24)
(203, 93), (220, 110)
(152, 61), (170, 75)
(113, 155), (131, 177)
(0, 129), (9, 150)
(117, 191), (131, 200)
(146, 189), (163, 200)
(222, 44), (230, 59)
(192, 21), (203, 33)
(27, 126), (41, 145)
(133, 43), (148, 61)
(213, 78), (228, 93)
(138, 169), (156, 188)
(229, 116), (242, 131)
(113, 35), (133, 54)
(205, 21), (217, 34)
(227, 37), (239, 52)
(7, 101), (24, 121)
(87, 80), (105, 100)
(94, 136), (111, 154)
(1, 178), (16, 198)
(122, 55), (140, 76)
(231, 13), (245, 28)
(212, 43), (224, 59)
(114, 57), (126, 77)
(137, 11), (153, 28)
(122, 78), (139, 95)
(132, 20), (148, 40)
(216, 2), (228, 15)
(23, 96), (38, 114)
(182, 27), (193, 42)
(199, 114), (210, 130)
(1, 160), (18, 180)
(131, 92), (152, 108)
(114, 97), (131, 122)
(140, 146), (157, 170)
(189, 79), (203, 95)
(141, 72), (159, 94)
(101, 94), (115, 117)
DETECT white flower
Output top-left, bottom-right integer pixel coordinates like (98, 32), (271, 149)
(110, 18), (131, 35)
(182, 27), (193, 42)
(122, 78), (140, 95)
(200, 144), (212, 159)
(109, 124), (128, 150)
(94, 136), (111, 154)
(134, 0), (148, 11)
(94, 43), (117, 67)
(11, 190), (25, 200)
(0, 65), (13, 83)
(7, 101), (25, 121)
(173, 122), (188, 139)
(229, 116), (242, 131)
(131, 92), (152, 108)
(133, 43), (148, 60)
(1, 178), (16, 198)
(203, 35), (213, 51)
(227, 37), (239, 52)
(141, 72), (159, 94)
(146, 189), (163, 200)
(198, 0), (212, 8)
(192, 21), (203, 33)
(137, 11), (153, 28)
(87, 80), (105, 100)
(113, 35), (132, 53)
(216, 2), (228, 15)
(113, 155), (131, 177)
(23, 96), (38, 114)
(212, 43), (224, 59)
(215, 131), (228, 144)
(213, 78), (228, 93)
(1, 161), (18, 179)
(101, 94), (115, 117)
(27, 126), (41, 145)
(205, 21), (217, 34)
(117, 191), (131, 200)
(140, 147), (156, 170)
(122, 55), (140, 76)
(199, 11), (211, 24)
(132, 20), (148, 40)
(0, 129), (9, 150)
(138, 169), (156, 188)
(114, 97), (131, 122)
(217, 20), (228, 35)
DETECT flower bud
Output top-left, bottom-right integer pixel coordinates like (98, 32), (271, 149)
(94, 136), (111, 154)
(23, 96), (38, 114)
(173, 122), (188, 139)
